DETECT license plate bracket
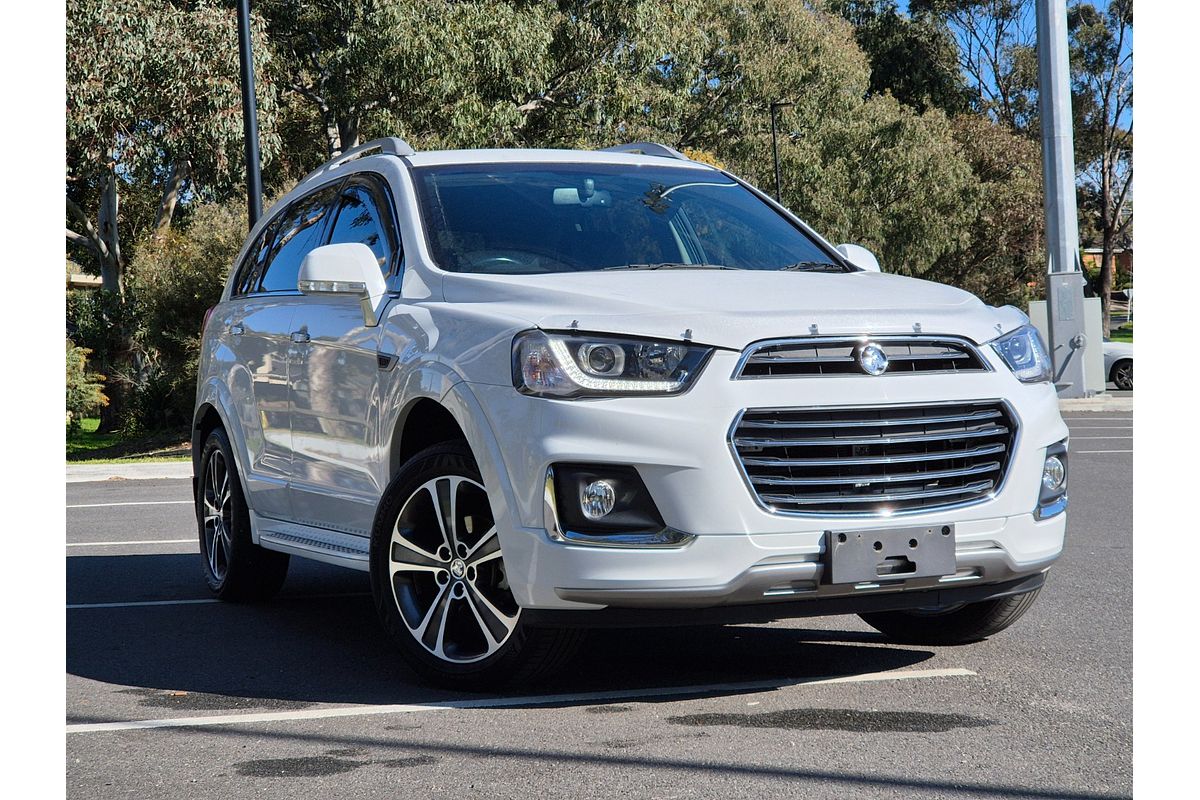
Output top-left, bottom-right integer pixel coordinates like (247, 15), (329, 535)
(825, 524), (956, 585)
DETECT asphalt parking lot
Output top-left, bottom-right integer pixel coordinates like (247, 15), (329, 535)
(66, 410), (1132, 799)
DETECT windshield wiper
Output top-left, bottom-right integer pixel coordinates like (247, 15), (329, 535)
(603, 262), (742, 271)
(778, 261), (847, 273)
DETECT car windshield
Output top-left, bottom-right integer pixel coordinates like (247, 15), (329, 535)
(411, 163), (849, 275)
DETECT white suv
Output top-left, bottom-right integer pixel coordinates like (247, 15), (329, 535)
(193, 138), (1068, 687)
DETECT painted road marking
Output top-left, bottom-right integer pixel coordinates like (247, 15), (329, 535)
(1074, 450), (1133, 454)
(67, 598), (219, 610)
(66, 592), (370, 610)
(67, 500), (193, 509)
(65, 667), (977, 734)
(1069, 436), (1133, 440)
(67, 539), (194, 548)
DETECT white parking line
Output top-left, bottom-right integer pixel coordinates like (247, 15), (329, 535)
(1062, 417), (1132, 421)
(1074, 449), (1133, 454)
(67, 539), (194, 548)
(65, 666), (977, 734)
(66, 591), (371, 610)
(67, 598), (219, 610)
(1065, 426), (1132, 430)
(67, 500), (192, 509)
(1070, 436), (1133, 440)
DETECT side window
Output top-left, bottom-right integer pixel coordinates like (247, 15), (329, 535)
(232, 221), (275, 296)
(258, 185), (340, 293)
(327, 181), (398, 275)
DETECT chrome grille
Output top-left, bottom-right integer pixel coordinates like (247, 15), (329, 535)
(731, 401), (1016, 516)
(736, 336), (989, 378)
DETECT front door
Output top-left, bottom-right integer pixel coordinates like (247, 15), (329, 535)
(228, 180), (341, 520)
(288, 176), (400, 535)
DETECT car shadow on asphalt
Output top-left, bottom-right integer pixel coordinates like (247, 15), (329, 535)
(67, 552), (933, 710)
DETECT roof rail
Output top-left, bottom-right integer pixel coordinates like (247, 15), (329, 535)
(600, 142), (691, 161)
(299, 136), (416, 186)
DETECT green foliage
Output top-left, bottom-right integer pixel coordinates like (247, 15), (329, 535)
(66, 0), (281, 198)
(67, 287), (133, 375)
(910, 0), (1040, 131)
(829, 0), (970, 113)
(64, 0), (1066, 436)
(925, 114), (1046, 306)
(66, 340), (109, 431)
(125, 200), (248, 431)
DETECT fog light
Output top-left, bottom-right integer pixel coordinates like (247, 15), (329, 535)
(1042, 455), (1065, 492)
(580, 480), (617, 520)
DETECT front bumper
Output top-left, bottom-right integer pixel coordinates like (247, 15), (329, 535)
(460, 347), (1069, 613)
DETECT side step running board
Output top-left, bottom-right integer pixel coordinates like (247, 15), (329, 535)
(254, 517), (371, 572)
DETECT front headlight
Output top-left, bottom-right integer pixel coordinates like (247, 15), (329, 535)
(989, 324), (1053, 384)
(513, 330), (713, 398)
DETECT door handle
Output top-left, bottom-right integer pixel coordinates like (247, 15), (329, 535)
(291, 331), (310, 343)
(230, 323), (245, 336)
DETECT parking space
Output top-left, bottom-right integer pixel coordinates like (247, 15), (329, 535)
(66, 411), (1131, 799)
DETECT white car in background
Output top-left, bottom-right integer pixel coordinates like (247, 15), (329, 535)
(192, 139), (1069, 687)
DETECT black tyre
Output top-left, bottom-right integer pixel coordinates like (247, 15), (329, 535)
(858, 587), (1042, 645)
(195, 428), (289, 601)
(1111, 359), (1132, 391)
(369, 441), (581, 689)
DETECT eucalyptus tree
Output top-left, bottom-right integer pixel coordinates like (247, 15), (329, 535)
(66, 0), (279, 430)
(1069, 0), (1132, 332)
(66, 0), (280, 294)
(908, 0), (1039, 130)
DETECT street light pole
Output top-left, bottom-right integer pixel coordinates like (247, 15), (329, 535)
(769, 101), (792, 203)
(236, 0), (263, 228)
(1036, 0), (1088, 397)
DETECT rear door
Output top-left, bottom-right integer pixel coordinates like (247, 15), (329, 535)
(287, 174), (400, 535)
(224, 183), (340, 520)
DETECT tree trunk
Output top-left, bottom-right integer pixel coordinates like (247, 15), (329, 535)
(152, 160), (190, 237)
(337, 114), (360, 154)
(96, 171), (123, 295)
(324, 114), (342, 158)
(1100, 229), (1115, 337)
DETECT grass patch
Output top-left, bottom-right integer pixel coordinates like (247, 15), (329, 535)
(1109, 323), (1133, 343)
(67, 418), (190, 463)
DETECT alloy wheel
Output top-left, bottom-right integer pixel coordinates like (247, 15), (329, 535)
(201, 450), (233, 582)
(1113, 361), (1132, 390)
(388, 476), (520, 663)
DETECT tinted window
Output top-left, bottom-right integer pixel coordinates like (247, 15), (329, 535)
(327, 183), (396, 274)
(258, 185), (339, 292)
(232, 222), (275, 296)
(411, 163), (844, 274)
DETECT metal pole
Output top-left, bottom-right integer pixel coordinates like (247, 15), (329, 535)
(769, 102), (792, 202)
(236, 0), (263, 228)
(1036, 0), (1088, 397)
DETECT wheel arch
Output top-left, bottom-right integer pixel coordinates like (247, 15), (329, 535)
(378, 369), (526, 587)
(192, 379), (253, 506)
(388, 397), (470, 479)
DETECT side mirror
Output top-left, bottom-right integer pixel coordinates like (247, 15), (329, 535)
(298, 243), (389, 326)
(835, 243), (881, 272)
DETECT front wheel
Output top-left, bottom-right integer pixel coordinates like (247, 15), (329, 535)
(858, 587), (1042, 645)
(369, 442), (581, 688)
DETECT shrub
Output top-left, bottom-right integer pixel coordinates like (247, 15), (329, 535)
(66, 338), (108, 431)
(125, 200), (246, 431)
